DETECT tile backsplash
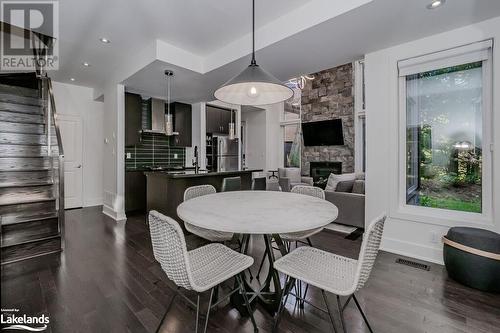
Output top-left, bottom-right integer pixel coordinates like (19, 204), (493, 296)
(125, 132), (185, 170)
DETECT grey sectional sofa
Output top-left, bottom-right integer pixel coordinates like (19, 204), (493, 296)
(324, 179), (365, 228)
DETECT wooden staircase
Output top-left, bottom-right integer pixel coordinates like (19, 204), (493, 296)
(0, 78), (65, 264)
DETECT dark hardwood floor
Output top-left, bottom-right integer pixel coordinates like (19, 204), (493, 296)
(1, 206), (499, 333)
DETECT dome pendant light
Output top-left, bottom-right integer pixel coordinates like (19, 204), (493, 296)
(214, 0), (293, 106)
(165, 70), (174, 136)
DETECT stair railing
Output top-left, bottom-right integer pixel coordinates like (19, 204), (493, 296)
(44, 77), (65, 248)
(31, 31), (65, 249)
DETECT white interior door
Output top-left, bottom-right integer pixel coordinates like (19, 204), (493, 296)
(58, 114), (83, 209)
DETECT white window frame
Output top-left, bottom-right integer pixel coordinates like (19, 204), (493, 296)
(354, 60), (366, 172)
(394, 40), (493, 226)
(280, 111), (302, 168)
(280, 85), (302, 168)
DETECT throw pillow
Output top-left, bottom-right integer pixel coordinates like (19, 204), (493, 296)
(355, 172), (365, 180)
(336, 180), (355, 192)
(352, 180), (365, 194)
(285, 168), (301, 184)
(325, 172), (356, 191)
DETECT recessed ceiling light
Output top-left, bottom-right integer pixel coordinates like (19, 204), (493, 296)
(82, 62), (90, 67)
(70, 78), (75, 81)
(427, 0), (445, 9)
(99, 37), (110, 44)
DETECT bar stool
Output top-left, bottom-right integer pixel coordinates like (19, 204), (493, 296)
(251, 177), (267, 190)
(222, 176), (241, 192)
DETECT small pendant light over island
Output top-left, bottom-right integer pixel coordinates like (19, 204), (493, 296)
(165, 70), (174, 136)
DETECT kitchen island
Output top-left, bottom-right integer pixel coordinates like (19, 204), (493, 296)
(144, 169), (262, 224)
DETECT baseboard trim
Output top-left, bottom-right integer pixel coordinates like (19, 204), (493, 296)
(102, 204), (127, 222)
(381, 236), (444, 265)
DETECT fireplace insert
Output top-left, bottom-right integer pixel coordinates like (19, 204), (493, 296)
(310, 161), (342, 188)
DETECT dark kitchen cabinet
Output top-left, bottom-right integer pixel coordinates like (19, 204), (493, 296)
(125, 171), (146, 213)
(125, 93), (143, 146)
(220, 109), (232, 133)
(206, 105), (233, 134)
(206, 105), (221, 134)
(170, 102), (192, 147)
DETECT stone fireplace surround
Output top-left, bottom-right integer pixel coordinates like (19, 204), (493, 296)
(300, 63), (355, 176)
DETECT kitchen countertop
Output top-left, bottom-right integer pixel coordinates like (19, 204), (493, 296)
(144, 168), (262, 179)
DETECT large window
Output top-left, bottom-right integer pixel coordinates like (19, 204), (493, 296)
(399, 41), (492, 215)
(283, 123), (300, 167)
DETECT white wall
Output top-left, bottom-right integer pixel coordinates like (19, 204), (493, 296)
(102, 83), (126, 221)
(265, 103), (283, 171)
(241, 108), (266, 169)
(240, 103), (283, 172)
(52, 82), (104, 207)
(365, 16), (500, 264)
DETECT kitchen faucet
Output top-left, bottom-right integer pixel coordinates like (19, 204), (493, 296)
(192, 145), (199, 174)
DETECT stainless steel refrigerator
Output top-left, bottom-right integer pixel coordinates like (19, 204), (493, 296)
(213, 136), (239, 172)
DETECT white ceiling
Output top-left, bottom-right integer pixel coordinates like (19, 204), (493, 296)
(51, 0), (313, 87)
(50, 0), (500, 102)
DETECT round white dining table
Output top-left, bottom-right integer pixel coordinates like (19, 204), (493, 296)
(177, 190), (339, 315)
(177, 190), (338, 234)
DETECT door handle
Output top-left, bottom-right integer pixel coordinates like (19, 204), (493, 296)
(76, 164), (82, 168)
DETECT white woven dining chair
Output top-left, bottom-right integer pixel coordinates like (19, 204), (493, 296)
(255, 185), (326, 306)
(281, 185), (325, 243)
(273, 214), (386, 333)
(148, 210), (258, 333)
(184, 185), (234, 242)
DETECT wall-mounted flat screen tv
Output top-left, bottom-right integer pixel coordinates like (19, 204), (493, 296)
(302, 119), (344, 146)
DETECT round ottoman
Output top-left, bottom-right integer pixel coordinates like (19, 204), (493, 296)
(443, 227), (500, 293)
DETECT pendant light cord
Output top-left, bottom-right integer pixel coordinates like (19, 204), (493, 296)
(251, 0), (256, 65)
(167, 75), (171, 115)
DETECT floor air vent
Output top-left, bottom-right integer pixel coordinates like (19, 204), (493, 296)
(395, 258), (430, 271)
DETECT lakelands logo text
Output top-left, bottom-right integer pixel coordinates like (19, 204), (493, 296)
(0, 0), (59, 71)
(1, 310), (49, 331)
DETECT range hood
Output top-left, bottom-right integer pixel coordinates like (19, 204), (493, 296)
(141, 98), (178, 135)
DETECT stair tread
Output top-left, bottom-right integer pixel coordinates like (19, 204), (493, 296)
(0, 132), (48, 146)
(0, 84), (39, 98)
(0, 156), (56, 172)
(0, 101), (43, 115)
(0, 110), (45, 124)
(0, 145), (57, 157)
(0, 197), (56, 206)
(1, 233), (61, 248)
(1, 213), (58, 226)
(0, 180), (54, 188)
(0, 93), (44, 106)
(0, 201), (57, 224)
(0, 122), (45, 135)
